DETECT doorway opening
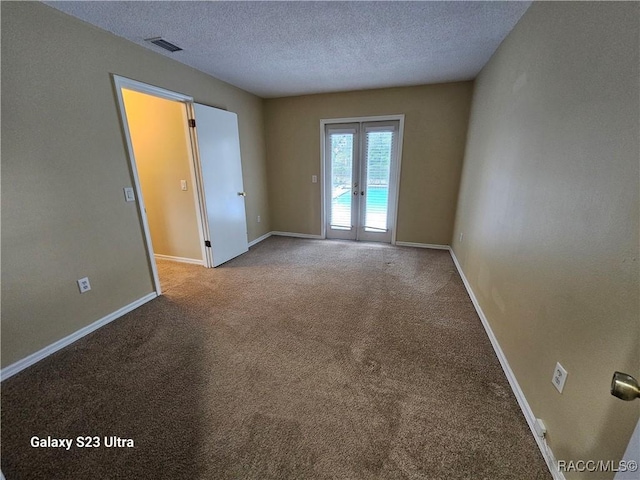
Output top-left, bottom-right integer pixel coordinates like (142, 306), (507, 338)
(321, 116), (404, 243)
(121, 88), (206, 272)
(112, 75), (249, 294)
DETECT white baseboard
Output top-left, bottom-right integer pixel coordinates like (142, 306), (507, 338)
(255, 234), (451, 249)
(248, 231), (273, 247)
(395, 241), (451, 250)
(449, 249), (564, 480)
(154, 254), (204, 266)
(0, 292), (158, 381)
(271, 231), (324, 240)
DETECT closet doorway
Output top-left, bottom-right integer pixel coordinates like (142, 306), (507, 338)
(113, 76), (249, 294)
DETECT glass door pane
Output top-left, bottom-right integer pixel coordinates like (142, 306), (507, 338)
(363, 130), (393, 232)
(330, 132), (354, 229)
(325, 124), (359, 240)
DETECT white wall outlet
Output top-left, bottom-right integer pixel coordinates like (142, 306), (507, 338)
(77, 277), (91, 293)
(552, 362), (568, 393)
(312, 175), (318, 183)
(181, 180), (188, 191)
(257, 215), (261, 223)
(459, 232), (464, 242)
(123, 187), (135, 202)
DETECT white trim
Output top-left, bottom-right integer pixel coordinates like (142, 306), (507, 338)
(320, 121), (326, 239)
(0, 292), (157, 381)
(248, 232), (273, 247)
(321, 114), (406, 124)
(154, 254), (204, 266)
(320, 114), (405, 244)
(271, 231), (323, 240)
(112, 76), (194, 103)
(395, 241), (450, 251)
(449, 249), (565, 480)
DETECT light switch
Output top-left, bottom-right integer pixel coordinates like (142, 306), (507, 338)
(312, 175), (318, 183)
(181, 180), (188, 191)
(123, 187), (135, 202)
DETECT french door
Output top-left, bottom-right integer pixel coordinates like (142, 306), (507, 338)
(325, 121), (400, 242)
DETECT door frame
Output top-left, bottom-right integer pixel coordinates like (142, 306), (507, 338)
(111, 75), (211, 294)
(320, 114), (405, 243)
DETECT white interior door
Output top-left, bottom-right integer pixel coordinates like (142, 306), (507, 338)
(193, 103), (248, 267)
(325, 120), (399, 243)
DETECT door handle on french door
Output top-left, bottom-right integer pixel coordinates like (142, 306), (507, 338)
(611, 372), (640, 401)
(237, 192), (246, 197)
(360, 191), (364, 195)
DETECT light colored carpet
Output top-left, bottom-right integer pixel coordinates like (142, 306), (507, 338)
(1, 237), (551, 479)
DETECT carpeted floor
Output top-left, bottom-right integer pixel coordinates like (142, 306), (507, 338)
(1, 237), (551, 479)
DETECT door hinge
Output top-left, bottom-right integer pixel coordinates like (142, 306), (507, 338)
(204, 240), (211, 247)
(188, 119), (196, 128)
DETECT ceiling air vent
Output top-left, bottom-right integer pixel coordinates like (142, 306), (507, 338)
(145, 37), (182, 53)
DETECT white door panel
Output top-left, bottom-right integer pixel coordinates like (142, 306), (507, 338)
(194, 103), (248, 266)
(325, 124), (359, 240)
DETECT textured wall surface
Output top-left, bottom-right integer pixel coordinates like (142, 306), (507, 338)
(452, 2), (639, 475)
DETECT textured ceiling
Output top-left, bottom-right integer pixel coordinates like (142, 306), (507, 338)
(44, 1), (531, 98)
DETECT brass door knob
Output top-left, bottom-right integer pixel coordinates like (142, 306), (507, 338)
(611, 372), (640, 401)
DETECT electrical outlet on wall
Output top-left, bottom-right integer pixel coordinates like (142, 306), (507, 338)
(552, 362), (568, 393)
(257, 215), (261, 223)
(459, 232), (464, 243)
(77, 277), (91, 293)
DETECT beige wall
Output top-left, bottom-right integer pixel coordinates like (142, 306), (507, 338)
(264, 83), (473, 244)
(452, 2), (639, 475)
(1, 2), (270, 367)
(122, 89), (202, 261)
